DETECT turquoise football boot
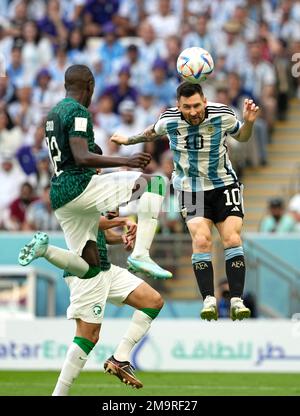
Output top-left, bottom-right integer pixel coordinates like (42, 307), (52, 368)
(18, 232), (49, 266)
(127, 255), (173, 280)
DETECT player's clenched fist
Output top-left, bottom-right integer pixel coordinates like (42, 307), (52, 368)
(127, 152), (151, 169)
(110, 133), (128, 145)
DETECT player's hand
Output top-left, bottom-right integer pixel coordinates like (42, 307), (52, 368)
(110, 133), (129, 145)
(127, 152), (151, 169)
(243, 99), (259, 123)
(122, 220), (137, 250)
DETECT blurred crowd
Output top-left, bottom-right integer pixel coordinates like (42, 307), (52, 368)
(0, 0), (300, 233)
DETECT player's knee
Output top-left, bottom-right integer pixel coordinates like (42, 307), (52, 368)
(89, 332), (99, 345)
(193, 234), (212, 251)
(151, 291), (164, 310)
(222, 234), (242, 248)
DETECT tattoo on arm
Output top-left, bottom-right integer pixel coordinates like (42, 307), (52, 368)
(127, 125), (161, 144)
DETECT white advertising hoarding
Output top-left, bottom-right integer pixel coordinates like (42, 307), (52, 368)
(0, 318), (300, 372)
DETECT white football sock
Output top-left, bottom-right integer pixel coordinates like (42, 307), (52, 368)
(113, 310), (152, 362)
(131, 192), (164, 259)
(52, 343), (88, 396)
(44, 246), (89, 277)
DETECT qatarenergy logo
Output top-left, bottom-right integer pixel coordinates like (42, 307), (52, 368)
(0, 340), (114, 362)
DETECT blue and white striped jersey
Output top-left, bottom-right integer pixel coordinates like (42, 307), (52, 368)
(154, 102), (242, 192)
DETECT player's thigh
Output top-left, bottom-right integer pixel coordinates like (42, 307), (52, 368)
(74, 172), (143, 213)
(55, 205), (99, 255)
(186, 217), (213, 243)
(215, 216), (243, 248)
(65, 273), (111, 324)
(107, 265), (151, 307)
(124, 282), (164, 310)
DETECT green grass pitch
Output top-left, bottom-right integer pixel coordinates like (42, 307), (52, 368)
(0, 371), (299, 396)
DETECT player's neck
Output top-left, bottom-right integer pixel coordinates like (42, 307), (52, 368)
(66, 92), (87, 107)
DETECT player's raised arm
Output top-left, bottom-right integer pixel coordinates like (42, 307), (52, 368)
(69, 136), (151, 169)
(110, 124), (162, 146)
(234, 99), (260, 142)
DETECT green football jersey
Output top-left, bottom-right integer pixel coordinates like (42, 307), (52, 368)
(45, 97), (97, 210)
(63, 229), (111, 278)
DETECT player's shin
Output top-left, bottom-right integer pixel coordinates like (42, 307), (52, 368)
(131, 176), (166, 259)
(44, 246), (100, 278)
(192, 253), (214, 298)
(224, 246), (245, 297)
(52, 337), (95, 396)
(113, 309), (160, 362)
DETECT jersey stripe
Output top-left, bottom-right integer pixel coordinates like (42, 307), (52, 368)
(187, 124), (201, 192)
(208, 116), (224, 187)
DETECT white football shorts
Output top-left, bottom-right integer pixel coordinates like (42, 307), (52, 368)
(55, 171), (141, 255)
(65, 264), (143, 324)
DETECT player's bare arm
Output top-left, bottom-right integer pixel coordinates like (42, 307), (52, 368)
(235, 99), (260, 142)
(69, 136), (151, 169)
(104, 219), (137, 250)
(110, 125), (162, 146)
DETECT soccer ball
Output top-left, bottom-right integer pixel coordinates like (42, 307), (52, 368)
(177, 47), (214, 83)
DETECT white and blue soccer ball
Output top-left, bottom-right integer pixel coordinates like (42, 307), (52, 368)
(177, 47), (214, 83)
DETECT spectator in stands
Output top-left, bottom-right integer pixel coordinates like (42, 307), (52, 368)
(3, 182), (36, 230)
(137, 19), (167, 71)
(242, 39), (277, 133)
(259, 197), (296, 232)
(227, 71), (269, 166)
(288, 193), (300, 232)
(115, 99), (145, 157)
(23, 184), (60, 231)
(143, 58), (177, 107)
(37, 0), (70, 44)
(97, 22), (125, 83)
(102, 65), (138, 113)
(82, 0), (120, 37)
(0, 153), (27, 227)
(94, 94), (120, 136)
(148, 0), (180, 39)
(182, 14), (215, 55)
(116, 0), (146, 36)
(16, 122), (46, 176)
(273, 38), (291, 121)
(6, 45), (24, 87)
(118, 44), (148, 90)
(66, 27), (88, 65)
(0, 108), (22, 156)
(21, 20), (53, 84)
(0, 75), (15, 106)
(8, 83), (34, 133)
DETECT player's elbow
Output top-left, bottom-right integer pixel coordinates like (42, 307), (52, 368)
(73, 154), (90, 167)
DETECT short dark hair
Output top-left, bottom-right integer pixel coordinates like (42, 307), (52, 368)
(65, 64), (94, 91)
(176, 82), (204, 100)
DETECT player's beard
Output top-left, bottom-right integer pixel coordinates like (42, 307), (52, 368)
(189, 114), (204, 125)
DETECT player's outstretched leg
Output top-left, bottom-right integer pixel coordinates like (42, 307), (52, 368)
(230, 297), (251, 321)
(104, 355), (143, 389)
(18, 232), (100, 279)
(18, 232), (49, 265)
(128, 175), (172, 279)
(200, 295), (218, 321)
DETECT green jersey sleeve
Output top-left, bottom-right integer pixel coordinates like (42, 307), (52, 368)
(68, 107), (92, 140)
